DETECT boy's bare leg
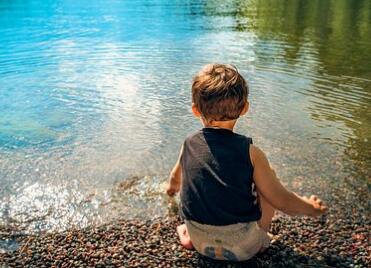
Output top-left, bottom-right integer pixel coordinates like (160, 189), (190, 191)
(257, 193), (275, 232)
(177, 224), (194, 250)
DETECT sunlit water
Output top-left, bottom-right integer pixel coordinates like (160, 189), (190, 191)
(0, 0), (370, 234)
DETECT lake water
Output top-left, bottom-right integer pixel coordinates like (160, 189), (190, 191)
(0, 0), (370, 233)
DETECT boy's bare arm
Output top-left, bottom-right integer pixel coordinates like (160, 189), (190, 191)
(166, 145), (183, 196)
(250, 145), (327, 217)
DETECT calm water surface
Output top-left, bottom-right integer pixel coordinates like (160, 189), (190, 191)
(0, 0), (370, 232)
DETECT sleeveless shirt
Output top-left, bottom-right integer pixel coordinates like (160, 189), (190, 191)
(180, 127), (261, 225)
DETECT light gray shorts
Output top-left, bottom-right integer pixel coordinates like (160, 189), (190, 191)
(185, 220), (270, 261)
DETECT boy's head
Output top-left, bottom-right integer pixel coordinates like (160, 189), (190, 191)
(191, 64), (249, 123)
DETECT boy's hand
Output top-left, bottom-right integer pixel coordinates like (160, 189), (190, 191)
(166, 145), (183, 197)
(304, 195), (328, 216)
(166, 180), (180, 197)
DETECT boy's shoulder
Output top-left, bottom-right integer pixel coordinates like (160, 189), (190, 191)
(183, 129), (203, 143)
(232, 131), (252, 141)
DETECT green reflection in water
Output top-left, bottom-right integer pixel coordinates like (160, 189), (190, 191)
(207, 0), (371, 180)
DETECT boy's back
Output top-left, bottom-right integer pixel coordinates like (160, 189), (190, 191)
(180, 127), (260, 225)
(166, 63), (327, 261)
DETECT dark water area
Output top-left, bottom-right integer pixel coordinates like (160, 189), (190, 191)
(0, 0), (370, 234)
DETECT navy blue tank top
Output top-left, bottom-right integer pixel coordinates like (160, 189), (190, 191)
(180, 128), (261, 225)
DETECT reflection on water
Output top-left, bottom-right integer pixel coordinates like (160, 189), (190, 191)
(0, 0), (370, 232)
(229, 0), (371, 181)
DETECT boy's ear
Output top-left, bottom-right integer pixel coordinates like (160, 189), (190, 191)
(240, 101), (249, 116)
(192, 103), (201, 118)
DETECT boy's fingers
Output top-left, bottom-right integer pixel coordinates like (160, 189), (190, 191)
(310, 195), (326, 207)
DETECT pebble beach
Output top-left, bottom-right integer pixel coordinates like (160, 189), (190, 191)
(1, 208), (369, 268)
(1, 165), (370, 268)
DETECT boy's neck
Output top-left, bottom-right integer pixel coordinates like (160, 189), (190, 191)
(202, 119), (237, 131)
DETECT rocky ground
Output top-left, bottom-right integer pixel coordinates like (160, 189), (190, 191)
(0, 212), (369, 268)
(1, 170), (370, 267)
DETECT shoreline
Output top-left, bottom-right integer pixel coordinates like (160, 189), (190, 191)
(1, 213), (369, 268)
(1, 176), (370, 267)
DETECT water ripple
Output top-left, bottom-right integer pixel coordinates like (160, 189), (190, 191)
(0, 0), (370, 233)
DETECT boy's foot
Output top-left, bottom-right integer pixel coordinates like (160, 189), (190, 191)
(259, 232), (274, 253)
(177, 224), (194, 250)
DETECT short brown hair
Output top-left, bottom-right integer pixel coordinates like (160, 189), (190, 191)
(192, 64), (249, 122)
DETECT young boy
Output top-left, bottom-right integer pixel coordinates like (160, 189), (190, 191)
(166, 64), (327, 261)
